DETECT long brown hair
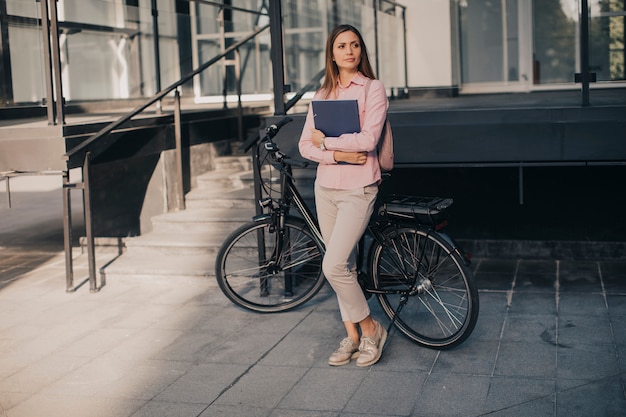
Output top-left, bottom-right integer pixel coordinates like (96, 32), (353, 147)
(319, 25), (376, 99)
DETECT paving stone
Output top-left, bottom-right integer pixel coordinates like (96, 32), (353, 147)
(501, 314), (556, 344)
(278, 368), (365, 412)
(558, 315), (614, 346)
(600, 261), (626, 293)
(515, 272), (557, 293)
(494, 341), (557, 378)
(482, 376), (556, 415)
(432, 340), (499, 376)
(154, 363), (249, 404)
(558, 293), (609, 317)
(557, 343), (619, 381)
(215, 365), (307, 409)
(474, 271), (515, 291)
(470, 311), (506, 342)
(557, 376), (626, 417)
(130, 401), (210, 417)
(2, 245), (626, 417)
(416, 374), (490, 417)
(344, 370), (427, 415)
(508, 292), (557, 316)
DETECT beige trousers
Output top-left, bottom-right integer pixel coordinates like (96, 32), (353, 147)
(314, 182), (378, 323)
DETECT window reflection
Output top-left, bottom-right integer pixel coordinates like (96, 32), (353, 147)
(532, 0), (577, 85)
(590, 0), (625, 81)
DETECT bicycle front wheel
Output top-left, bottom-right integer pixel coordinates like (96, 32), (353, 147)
(215, 217), (325, 313)
(370, 226), (479, 349)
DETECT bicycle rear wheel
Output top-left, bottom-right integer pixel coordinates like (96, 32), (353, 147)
(369, 225), (478, 349)
(215, 217), (325, 313)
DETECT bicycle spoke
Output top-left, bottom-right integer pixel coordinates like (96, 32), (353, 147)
(371, 226), (478, 349)
(216, 218), (325, 313)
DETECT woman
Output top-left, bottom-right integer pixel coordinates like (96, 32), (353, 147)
(298, 24), (389, 367)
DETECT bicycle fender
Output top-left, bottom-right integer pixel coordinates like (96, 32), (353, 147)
(437, 231), (471, 266)
(252, 214), (272, 222)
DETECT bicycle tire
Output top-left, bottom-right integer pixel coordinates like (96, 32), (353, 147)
(369, 225), (479, 349)
(215, 217), (325, 313)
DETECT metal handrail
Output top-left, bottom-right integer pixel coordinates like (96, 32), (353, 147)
(62, 23), (269, 294)
(64, 23), (269, 161)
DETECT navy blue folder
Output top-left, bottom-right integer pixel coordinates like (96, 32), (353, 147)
(312, 100), (360, 137)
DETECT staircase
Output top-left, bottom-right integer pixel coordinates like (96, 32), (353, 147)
(102, 155), (258, 282)
(102, 153), (316, 282)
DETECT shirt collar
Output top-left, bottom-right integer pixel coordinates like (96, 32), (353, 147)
(337, 72), (367, 89)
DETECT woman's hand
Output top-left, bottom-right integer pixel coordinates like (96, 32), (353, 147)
(311, 128), (366, 165)
(334, 151), (367, 165)
(311, 129), (325, 148)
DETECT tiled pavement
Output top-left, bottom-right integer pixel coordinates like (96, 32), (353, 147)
(1, 176), (625, 417)
(0, 248), (625, 417)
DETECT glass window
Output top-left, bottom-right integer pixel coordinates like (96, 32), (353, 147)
(3, 0), (45, 104)
(57, 0), (145, 100)
(284, 0), (327, 92)
(281, 0), (405, 93)
(590, 0), (625, 82)
(458, 0), (520, 84)
(192, 0), (272, 98)
(532, 0), (577, 85)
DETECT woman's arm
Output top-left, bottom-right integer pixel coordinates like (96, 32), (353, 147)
(299, 95), (366, 165)
(298, 100), (337, 164)
(323, 80), (389, 153)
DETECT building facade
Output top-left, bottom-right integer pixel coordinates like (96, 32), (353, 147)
(2, 0), (624, 113)
(0, 1), (624, 258)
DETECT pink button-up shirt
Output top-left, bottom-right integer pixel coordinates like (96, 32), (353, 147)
(298, 72), (389, 190)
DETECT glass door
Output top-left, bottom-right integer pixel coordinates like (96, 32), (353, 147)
(532, 0), (578, 87)
(589, 0), (625, 83)
(458, 0), (532, 93)
(459, 0), (625, 93)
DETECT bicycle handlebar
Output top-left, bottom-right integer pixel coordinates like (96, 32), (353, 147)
(239, 116), (293, 153)
(264, 116), (293, 139)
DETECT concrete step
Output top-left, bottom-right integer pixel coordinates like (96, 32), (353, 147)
(103, 252), (220, 281)
(124, 230), (231, 256)
(102, 155), (319, 281)
(185, 187), (256, 209)
(214, 155), (253, 171)
(150, 207), (255, 234)
(195, 168), (254, 192)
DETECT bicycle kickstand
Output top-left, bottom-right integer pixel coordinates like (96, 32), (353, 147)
(383, 293), (409, 348)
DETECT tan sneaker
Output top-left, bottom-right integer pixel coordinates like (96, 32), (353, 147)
(356, 320), (387, 367)
(328, 337), (360, 366)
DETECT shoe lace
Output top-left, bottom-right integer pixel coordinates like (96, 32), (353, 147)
(359, 336), (377, 353)
(338, 337), (355, 352)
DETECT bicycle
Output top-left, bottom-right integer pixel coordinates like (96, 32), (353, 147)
(215, 117), (479, 349)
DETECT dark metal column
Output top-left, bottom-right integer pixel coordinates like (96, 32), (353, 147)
(63, 170), (74, 292)
(268, 0), (286, 115)
(0, 0), (14, 103)
(39, 0), (55, 125)
(48, 0), (65, 124)
(151, 0), (162, 109)
(402, 6), (408, 96)
(82, 152), (98, 292)
(580, 0), (590, 107)
(373, 0), (380, 77)
(174, 89), (185, 210)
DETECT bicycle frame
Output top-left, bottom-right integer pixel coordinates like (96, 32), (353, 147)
(216, 119), (478, 347)
(280, 165), (326, 253)
(265, 154), (421, 298)
(253, 124), (457, 299)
